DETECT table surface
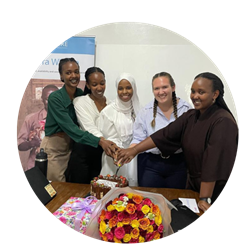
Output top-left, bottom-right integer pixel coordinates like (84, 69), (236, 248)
(46, 182), (203, 216)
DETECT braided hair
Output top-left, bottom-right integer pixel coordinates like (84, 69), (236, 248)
(58, 58), (79, 82)
(151, 72), (178, 127)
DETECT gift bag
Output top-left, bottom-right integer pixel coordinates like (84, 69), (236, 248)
(85, 187), (176, 240)
(53, 196), (98, 234)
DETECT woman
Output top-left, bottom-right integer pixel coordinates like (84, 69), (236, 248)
(131, 72), (191, 188)
(117, 72), (238, 212)
(98, 73), (141, 186)
(40, 58), (116, 182)
(67, 67), (112, 183)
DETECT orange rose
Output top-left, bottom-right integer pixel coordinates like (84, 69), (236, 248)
(126, 203), (136, 214)
(151, 204), (161, 216)
(122, 217), (131, 225)
(154, 231), (161, 240)
(138, 218), (150, 230)
(108, 215), (118, 228)
(131, 228), (140, 239)
(132, 194), (143, 204)
(99, 210), (106, 221)
(112, 198), (119, 204)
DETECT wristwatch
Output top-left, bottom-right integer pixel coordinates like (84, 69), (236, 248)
(199, 197), (212, 204)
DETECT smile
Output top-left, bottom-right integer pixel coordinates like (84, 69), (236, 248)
(70, 79), (79, 84)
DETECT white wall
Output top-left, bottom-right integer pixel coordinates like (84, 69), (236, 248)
(77, 22), (237, 119)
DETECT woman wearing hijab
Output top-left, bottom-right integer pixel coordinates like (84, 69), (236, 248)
(99, 73), (141, 186)
(117, 72), (238, 212)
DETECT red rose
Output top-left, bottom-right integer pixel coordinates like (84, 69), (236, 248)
(142, 198), (152, 206)
(114, 227), (125, 240)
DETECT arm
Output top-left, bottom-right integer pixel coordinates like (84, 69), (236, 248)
(198, 181), (215, 212)
(117, 136), (156, 165)
(48, 94), (100, 147)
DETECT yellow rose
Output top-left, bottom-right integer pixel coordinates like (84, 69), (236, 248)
(117, 222), (123, 227)
(131, 219), (140, 228)
(99, 220), (107, 234)
(127, 193), (133, 199)
(155, 215), (162, 226)
(139, 236), (145, 243)
(123, 234), (131, 243)
(141, 205), (150, 214)
(115, 205), (125, 212)
(147, 225), (154, 233)
(107, 205), (115, 211)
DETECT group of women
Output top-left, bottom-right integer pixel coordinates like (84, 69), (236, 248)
(40, 57), (238, 212)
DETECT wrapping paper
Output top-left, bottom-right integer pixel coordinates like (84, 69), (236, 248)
(53, 196), (98, 234)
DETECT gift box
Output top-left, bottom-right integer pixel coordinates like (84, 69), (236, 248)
(53, 196), (98, 234)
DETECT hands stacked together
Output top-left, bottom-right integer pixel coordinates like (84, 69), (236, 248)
(99, 138), (138, 168)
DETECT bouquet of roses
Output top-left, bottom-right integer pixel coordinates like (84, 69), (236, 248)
(85, 187), (175, 242)
(99, 193), (165, 243)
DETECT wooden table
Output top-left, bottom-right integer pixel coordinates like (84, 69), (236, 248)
(46, 182), (203, 216)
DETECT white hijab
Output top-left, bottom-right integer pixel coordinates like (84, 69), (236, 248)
(112, 73), (141, 116)
(110, 73), (141, 146)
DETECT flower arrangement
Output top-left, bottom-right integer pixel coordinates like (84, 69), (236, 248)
(98, 193), (164, 243)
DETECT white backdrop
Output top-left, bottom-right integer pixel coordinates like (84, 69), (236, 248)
(77, 23), (237, 119)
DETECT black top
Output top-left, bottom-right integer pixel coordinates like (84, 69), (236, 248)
(151, 104), (238, 194)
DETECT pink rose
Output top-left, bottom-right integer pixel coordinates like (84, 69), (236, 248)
(158, 224), (164, 233)
(118, 212), (125, 221)
(105, 211), (114, 220)
(114, 227), (125, 240)
(142, 198), (152, 206)
(106, 231), (114, 241)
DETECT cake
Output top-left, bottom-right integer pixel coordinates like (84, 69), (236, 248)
(90, 174), (128, 199)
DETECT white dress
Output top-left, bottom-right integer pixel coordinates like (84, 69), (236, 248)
(99, 103), (138, 186)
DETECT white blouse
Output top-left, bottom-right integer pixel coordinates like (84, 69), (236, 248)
(73, 95), (111, 137)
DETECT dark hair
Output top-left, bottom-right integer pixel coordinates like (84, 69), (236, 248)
(194, 72), (234, 119)
(58, 58), (79, 82)
(41, 84), (58, 98)
(194, 72), (239, 145)
(83, 67), (105, 95)
(151, 72), (178, 127)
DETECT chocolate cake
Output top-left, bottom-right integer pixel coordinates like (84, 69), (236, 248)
(90, 174), (128, 199)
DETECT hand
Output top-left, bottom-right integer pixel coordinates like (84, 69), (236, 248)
(198, 200), (211, 212)
(99, 137), (119, 157)
(116, 147), (138, 165)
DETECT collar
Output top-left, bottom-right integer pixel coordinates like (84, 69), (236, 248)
(60, 85), (83, 108)
(195, 104), (219, 121)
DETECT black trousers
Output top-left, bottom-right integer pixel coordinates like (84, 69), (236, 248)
(66, 142), (103, 184)
(138, 152), (187, 189)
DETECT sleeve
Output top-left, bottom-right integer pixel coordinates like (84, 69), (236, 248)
(201, 117), (238, 182)
(74, 97), (103, 138)
(131, 109), (148, 144)
(48, 94), (100, 148)
(150, 111), (188, 156)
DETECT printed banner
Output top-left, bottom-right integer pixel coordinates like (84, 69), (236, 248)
(17, 36), (95, 171)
